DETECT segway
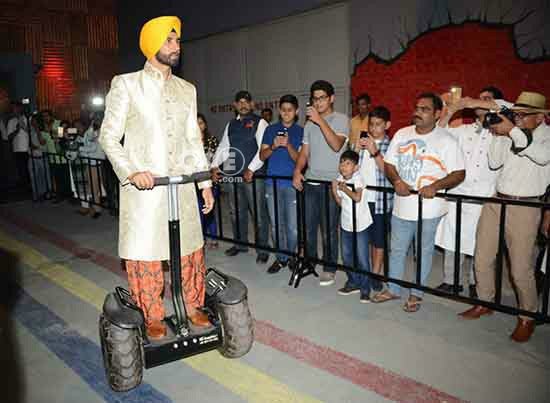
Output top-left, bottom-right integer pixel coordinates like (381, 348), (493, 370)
(99, 172), (254, 392)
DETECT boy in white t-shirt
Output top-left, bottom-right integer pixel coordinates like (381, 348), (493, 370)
(373, 93), (465, 312)
(332, 150), (373, 302)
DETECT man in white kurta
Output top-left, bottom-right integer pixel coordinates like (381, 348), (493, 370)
(99, 16), (214, 339)
(435, 88), (509, 296)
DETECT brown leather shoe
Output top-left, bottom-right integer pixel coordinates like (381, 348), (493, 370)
(458, 305), (493, 320)
(188, 311), (211, 327)
(510, 318), (535, 343)
(146, 320), (167, 340)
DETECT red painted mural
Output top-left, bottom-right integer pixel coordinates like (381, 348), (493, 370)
(351, 22), (550, 135)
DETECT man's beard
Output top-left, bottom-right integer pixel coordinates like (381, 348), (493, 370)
(155, 50), (179, 67)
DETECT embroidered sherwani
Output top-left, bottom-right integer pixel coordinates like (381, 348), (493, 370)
(99, 62), (211, 261)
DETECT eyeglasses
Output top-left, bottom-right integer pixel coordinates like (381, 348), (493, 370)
(311, 95), (329, 103)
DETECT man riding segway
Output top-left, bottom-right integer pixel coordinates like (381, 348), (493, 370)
(98, 17), (254, 392)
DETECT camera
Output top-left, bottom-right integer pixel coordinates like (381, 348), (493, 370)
(21, 98), (30, 105)
(360, 131), (369, 139)
(482, 107), (516, 129)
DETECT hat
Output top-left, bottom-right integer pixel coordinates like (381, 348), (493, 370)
(139, 16), (181, 60)
(510, 91), (549, 113)
(234, 90), (252, 102)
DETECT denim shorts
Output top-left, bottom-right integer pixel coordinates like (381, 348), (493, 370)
(368, 202), (388, 249)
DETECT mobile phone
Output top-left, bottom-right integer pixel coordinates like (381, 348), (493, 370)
(277, 131), (287, 137)
(57, 126), (64, 138)
(360, 131), (369, 139)
(21, 98), (30, 105)
(67, 127), (77, 135)
(450, 85), (462, 103)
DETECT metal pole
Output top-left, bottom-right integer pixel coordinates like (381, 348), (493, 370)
(167, 183), (189, 333)
(453, 198), (462, 294)
(416, 195), (423, 286)
(495, 203), (506, 305)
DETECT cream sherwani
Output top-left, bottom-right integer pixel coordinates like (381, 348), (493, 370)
(99, 62), (210, 261)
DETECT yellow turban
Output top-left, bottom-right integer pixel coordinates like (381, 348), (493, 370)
(139, 16), (181, 60)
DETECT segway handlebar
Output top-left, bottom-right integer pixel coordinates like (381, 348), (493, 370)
(153, 171), (212, 186)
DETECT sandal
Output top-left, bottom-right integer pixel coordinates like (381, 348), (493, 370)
(403, 296), (422, 313)
(371, 290), (400, 304)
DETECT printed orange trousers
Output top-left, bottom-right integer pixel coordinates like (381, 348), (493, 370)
(125, 248), (206, 325)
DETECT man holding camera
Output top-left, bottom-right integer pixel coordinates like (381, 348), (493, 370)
(460, 91), (550, 343)
(435, 87), (510, 297)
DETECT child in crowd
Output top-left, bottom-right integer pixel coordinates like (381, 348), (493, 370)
(332, 150), (373, 302)
(357, 106), (394, 295)
(260, 94), (303, 273)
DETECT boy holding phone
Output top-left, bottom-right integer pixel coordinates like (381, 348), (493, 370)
(357, 106), (393, 295)
(260, 95), (303, 273)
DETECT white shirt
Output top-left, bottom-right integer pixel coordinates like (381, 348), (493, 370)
(7, 115), (29, 153)
(336, 172), (373, 232)
(211, 115), (268, 172)
(435, 122), (498, 255)
(446, 121), (498, 197)
(358, 139), (383, 202)
(489, 122), (550, 197)
(385, 125), (465, 221)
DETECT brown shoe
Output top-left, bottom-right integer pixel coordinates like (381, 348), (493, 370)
(510, 318), (535, 343)
(146, 320), (167, 340)
(188, 311), (210, 327)
(458, 305), (493, 320)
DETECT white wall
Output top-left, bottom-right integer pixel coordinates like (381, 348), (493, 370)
(181, 3), (350, 138)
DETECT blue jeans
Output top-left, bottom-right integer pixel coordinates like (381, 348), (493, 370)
(342, 229), (371, 294)
(223, 179), (270, 254)
(304, 182), (340, 272)
(265, 185), (298, 263)
(199, 185), (219, 238)
(388, 215), (442, 298)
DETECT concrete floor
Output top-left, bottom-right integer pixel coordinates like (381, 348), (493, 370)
(0, 200), (548, 403)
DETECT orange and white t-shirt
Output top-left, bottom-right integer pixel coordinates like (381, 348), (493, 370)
(384, 125), (465, 221)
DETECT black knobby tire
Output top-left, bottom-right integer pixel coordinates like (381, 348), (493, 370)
(99, 314), (144, 392)
(217, 298), (254, 358)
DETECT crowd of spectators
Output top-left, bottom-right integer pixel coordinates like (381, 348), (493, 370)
(208, 81), (550, 343)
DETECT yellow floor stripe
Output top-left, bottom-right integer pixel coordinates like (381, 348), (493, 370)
(0, 229), (322, 403)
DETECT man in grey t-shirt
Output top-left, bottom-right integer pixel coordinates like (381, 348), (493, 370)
(293, 80), (349, 286)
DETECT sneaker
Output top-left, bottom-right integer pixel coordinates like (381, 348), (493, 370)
(436, 283), (463, 293)
(225, 246), (243, 257)
(319, 271), (335, 286)
(267, 260), (287, 274)
(338, 283), (360, 295)
(360, 293), (371, 303)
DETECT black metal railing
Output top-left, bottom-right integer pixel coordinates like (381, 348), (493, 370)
(206, 174), (550, 323)
(27, 154), (550, 323)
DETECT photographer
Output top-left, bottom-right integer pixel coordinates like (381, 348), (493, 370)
(6, 102), (30, 187)
(460, 91), (550, 343)
(75, 119), (105, 218)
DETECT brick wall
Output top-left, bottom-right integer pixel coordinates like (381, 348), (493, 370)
(351, 22), (550, 135)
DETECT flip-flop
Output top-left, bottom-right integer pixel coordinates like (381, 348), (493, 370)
(403, 297), (422, 313)
(371, 291), (400, 303)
